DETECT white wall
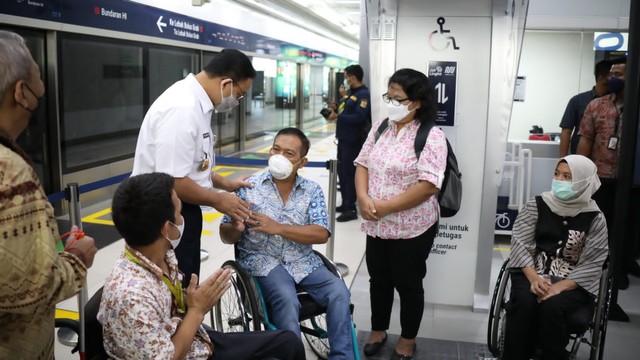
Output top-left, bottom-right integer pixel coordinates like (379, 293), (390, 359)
(527, 0), (630, 29)
(508, 31), (596, 142)
(390, 0), (493, 307)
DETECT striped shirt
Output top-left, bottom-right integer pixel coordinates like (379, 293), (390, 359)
(508, 197), (608, 296)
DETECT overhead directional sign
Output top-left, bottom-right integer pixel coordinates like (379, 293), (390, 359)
(156, 16), (167, 33)
(0, 0), (352, 66)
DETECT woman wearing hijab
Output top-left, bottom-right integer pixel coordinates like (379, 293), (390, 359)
(503, 155), (609, 360)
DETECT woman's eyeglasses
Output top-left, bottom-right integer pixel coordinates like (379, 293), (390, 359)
(382, 93), (409, 106)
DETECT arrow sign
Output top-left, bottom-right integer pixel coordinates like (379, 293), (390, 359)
(156, 16), (167, 32)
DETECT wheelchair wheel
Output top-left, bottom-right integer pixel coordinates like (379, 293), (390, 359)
(214, 260), (261, 332)
(488, 260), (512, 358)
(301, 313), (330, 359)
(590, 268), (611, 360)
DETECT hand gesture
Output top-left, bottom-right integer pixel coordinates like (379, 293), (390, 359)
(66, 225), (97, 268)
(358, 196), (379, 221)
(247, 212), (281, 235)
(529, 275), (551, 298)
(185, 269), (232, 316)
(225, 176), (253, 192)
(215, 192), (251, 222)
(327, 109), (338, 121)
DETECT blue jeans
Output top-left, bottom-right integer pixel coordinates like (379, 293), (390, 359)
(256, 265), (354, 360)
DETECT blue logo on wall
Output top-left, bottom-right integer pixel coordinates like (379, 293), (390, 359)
(594, 33), (625, 51)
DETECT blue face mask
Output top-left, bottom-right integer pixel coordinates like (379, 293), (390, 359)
(608, 76), (625, 94)
(551, 179), (576, 200)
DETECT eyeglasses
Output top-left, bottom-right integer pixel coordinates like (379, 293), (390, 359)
(232, 79), (246, 100)
(382, 93), (409, 106)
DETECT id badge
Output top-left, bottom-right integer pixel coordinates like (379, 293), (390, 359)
(608, 136), (619, 150)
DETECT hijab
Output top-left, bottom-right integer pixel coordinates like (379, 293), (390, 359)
(540, 155), (601, 217)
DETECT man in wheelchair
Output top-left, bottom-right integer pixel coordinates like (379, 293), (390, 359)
(503, 155), (609, 360)
(220, 128), (355, 359)
(99, 173), (304, 359)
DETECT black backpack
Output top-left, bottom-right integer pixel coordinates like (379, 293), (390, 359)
(374, 119), (462, 217)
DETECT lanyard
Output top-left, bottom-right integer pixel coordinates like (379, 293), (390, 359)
(124, 248), (186, 314)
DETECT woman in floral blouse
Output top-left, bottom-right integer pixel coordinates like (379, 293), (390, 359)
(355, 68), (447, 360)
(504, 155), (608, 360)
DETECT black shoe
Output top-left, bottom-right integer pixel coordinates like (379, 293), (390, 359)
(336, 210), (357, 222)
(625, 260), (640, 278)
(617, 272), (630, 290)
(363, 333), (387, 357)
(389, 344), (416, 360)
(336, 205), (345, 213)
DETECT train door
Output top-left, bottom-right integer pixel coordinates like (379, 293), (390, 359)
(0, 26), (54, 194)
(300, 64), (326, 130)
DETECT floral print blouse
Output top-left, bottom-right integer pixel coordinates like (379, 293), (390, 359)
(355, 118), (447, 239)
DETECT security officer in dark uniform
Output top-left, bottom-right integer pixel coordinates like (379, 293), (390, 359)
(330, 64), (371, 222)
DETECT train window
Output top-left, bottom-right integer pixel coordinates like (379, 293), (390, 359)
(59, 35), (144, 172)
(245, 57), (299, 150)
(149, 47), (199, 103)
(301, 64), (327, 130)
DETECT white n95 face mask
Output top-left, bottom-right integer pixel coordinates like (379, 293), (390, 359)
(386, 101), (414, 123)
(268, 154), (294, 180)
(216, 82), (240, 113)
(165, 216), (185, 249)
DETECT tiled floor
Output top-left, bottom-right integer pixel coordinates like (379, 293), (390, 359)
(54, 124), (640, 359)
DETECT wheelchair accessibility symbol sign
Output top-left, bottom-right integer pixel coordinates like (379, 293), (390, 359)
(429, 17), (460, 51)
(495, 210), (518, 231)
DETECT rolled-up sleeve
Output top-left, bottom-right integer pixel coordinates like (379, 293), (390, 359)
(417, 127), (447, 189)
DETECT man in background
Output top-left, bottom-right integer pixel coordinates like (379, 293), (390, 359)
(559, 59), (611, 157)
(577, 57), (639, 289)
(328, 64), (371, 222)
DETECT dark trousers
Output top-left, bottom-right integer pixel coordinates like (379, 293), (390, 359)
(365, 224), (438, 339)
(206, 329), (305, 360)
(174, 202), (202, 287)
(503, 273), (592, 360)
(337, 141), (360, 212)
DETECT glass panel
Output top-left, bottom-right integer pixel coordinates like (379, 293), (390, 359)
(0, 27), (51, 192)
(149, 47), (199, 103)
(301, 64), (326, 130)
(276, 60), (298, 129)
(59, 36), (144, 172)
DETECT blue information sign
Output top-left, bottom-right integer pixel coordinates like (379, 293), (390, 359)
(427, 61), (457, 126)
(0, 0), (347, 66)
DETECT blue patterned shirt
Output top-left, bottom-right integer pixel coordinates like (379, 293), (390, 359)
(221, 171), (330, 283)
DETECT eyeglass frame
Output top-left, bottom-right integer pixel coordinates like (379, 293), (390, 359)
(382, 92), (410, 106)
(232, 79), (246, 100)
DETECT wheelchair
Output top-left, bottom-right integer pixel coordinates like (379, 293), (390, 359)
(487, 258), (611, 360)
(212, 250), (360, 360)
(55, 287), (108, 360)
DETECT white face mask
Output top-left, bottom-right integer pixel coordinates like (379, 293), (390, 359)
(165, 215), (185, 249)
(216, 81), (240, 113)
(268, 154), (303, 180)
(386, 101), (414, 123)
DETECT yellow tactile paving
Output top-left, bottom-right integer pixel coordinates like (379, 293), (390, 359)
(55, 308), (79, 320)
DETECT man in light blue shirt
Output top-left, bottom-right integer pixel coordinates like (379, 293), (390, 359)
(220, 128), (354, 360)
